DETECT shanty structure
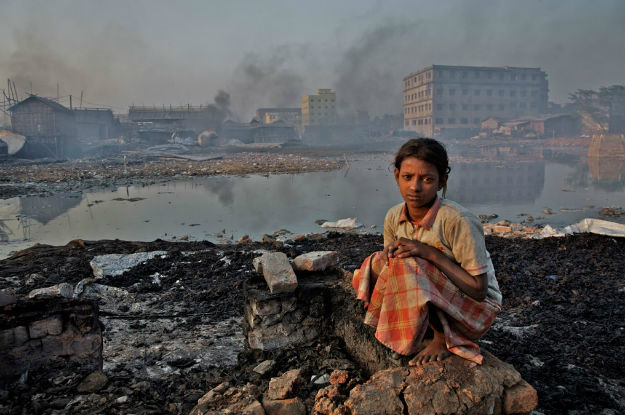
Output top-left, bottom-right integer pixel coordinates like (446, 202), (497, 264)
(74, 108), (120, 140)
(8, 95), (76, 158)
(128, 105), (224, 142)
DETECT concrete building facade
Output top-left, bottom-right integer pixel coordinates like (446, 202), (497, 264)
(256, 108), (301, 128)
(301, 89), (336, 129)
(403, 65), (548, 137)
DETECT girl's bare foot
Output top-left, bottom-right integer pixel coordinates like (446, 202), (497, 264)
(408, 330), (450, 365)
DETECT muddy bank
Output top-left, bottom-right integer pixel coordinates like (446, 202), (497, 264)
(0, 232), (623, 414)
(0, 151), (345, 199)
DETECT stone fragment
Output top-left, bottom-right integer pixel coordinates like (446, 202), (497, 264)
(314, 384), (349, 415)
(29, 315), (63, 338)
(503, 379), (538, 414)
(0, 288), (16, 306)
(345, 381), (404, 415)
(329, 370), (349, 385)
(248, 323), (316, 351)
(255, 252), (298, 294)
(28, 283), (73, 299)
(250, 298), (281, 316)
(345, 352), (537, 415)
(267, 369), (302, 400)
(291, 234), (306, 241)
(252, 256), (264, 273)
(253, 360), (276, 376)
(262, 397), (306, 415)
(293, 251), (339, 272)
(238, 235), (252, 244)
(77, 371), (108, 393)
(494, 225), (512, 233)
(89, 251), (167, 278)
(191, 383), (264, 415)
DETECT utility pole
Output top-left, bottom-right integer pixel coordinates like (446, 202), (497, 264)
(80, 90), (83, 109)
(69, 95), (73, 110)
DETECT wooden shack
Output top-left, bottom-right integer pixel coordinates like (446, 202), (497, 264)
(8, 95), (76, 158)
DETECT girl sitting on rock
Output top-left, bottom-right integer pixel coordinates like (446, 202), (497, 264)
(352, 138), (502, 365)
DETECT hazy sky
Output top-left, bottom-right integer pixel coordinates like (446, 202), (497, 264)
(1, 0), (623, 119)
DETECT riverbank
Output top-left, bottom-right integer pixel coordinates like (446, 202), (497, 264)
(0, 232), (623, 415)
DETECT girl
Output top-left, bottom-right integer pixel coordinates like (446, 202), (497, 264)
(352, 138), (501, 365)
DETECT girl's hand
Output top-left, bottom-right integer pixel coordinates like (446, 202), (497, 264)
(385, 237), (435, 262)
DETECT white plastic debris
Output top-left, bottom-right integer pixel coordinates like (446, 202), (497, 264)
(320, 218), (362, 230)
(541, 218), (625, 238)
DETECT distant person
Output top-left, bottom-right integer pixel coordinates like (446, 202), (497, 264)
(352, 138), (501, 365)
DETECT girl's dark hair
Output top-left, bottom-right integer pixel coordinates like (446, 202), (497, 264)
(394, 138), (451, 195)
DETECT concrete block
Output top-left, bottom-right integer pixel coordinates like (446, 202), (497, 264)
(257, 252), (298, 294)
(293, 251), (338, 272)
(29, 315), (63, 338)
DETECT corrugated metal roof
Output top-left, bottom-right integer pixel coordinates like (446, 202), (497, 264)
(8, 95), (73, 113)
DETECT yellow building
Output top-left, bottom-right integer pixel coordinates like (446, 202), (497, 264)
(301, 89), (336, 128)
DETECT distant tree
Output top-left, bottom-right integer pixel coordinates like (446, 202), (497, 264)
(568, 89), (597, 108)
(598, 85), (625, 108)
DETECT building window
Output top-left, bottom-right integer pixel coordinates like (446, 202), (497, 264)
(499, 104), (505, 110)
(449, 88), (456, 96)
(510, 90), (516, 97)
(437, 88), (443, 96)
(486, 104), (493, 110)
(437, 104), (444, 111)
(461, 118), (468, 124)
(462, 89), (469, 96)
(405, 120), (409, 126)
(427, 72), (432, 79)
(473, 104), (481, 110)
(499, 73), (504, 80)
(530, 102), (536, 108)
(449, 104), (456, 111)
(412, 120), (416, 125)
(449, 71), (456, 78)
(473, 118), (480, 124)
(474, 89), (481, 96)
(521, 74), (526, 80)
(462, 71), (468, 79)
(486, 89), (492, 96)
(520, 102), (526, 108)
(418, 119), (423, 125)
(532, 74), (537, 80)
(462, 104), (469, 110)
(487, 72), (493, 79)
(510, 102), (517, 109)
(521, 90), (527, 97)
(498, 89), (504, 97)
(435, 118), (443, 124)
(448, 118), (456, 124)
(475, 71), (480, 79)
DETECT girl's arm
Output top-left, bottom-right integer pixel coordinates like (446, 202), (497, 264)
(387, 237), (488, 301)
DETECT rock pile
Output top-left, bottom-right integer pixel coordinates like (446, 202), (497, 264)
(0, 297), (102, 384)
(196, 248), (538, 415)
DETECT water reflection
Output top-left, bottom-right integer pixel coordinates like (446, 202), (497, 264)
(447, 162), (545, 204)
(19, 194), (82, 225)
(588, 156), (624, 185)
(1, 158), (623, 260)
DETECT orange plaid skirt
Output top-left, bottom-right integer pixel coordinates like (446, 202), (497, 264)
(352, 252), (501, 364)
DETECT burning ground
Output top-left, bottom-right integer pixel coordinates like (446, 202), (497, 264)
(0, 232), (623, 414)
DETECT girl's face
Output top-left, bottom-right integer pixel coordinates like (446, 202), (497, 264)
(394, 157), (447, 211)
